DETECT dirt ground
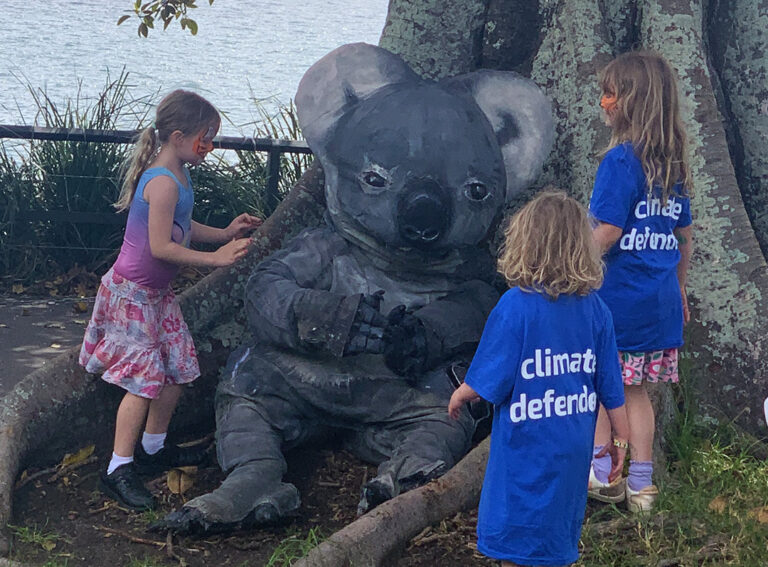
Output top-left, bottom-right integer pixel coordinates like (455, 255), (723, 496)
(10, 437), (496, 567)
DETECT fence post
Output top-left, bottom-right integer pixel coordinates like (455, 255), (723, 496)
(266, 147), (282, 213)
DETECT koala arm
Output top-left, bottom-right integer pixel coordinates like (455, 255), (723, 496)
(413, 279), (500, 368)
(244, 227), (361, 356)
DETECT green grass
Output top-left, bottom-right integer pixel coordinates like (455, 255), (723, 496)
(265, 527), (324, 567)
(7, 522), (66, 552)
(577, 364), (768, 567)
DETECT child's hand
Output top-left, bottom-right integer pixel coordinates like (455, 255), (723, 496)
(448, 383), (480, 420)
(681, 286), (690, 325)
(595, 439), (627, 483)
(212, 237), (252, 267)
(225, 213), (263, 240)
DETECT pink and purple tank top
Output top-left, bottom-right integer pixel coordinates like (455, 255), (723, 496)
(113, 167), (194, 289)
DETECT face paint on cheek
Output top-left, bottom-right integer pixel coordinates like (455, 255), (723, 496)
(193, 126), (216, 159)
(600, 94), (618, 114)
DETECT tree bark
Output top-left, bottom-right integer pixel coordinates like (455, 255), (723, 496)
(707, 0), (768, 258)
(638, 0), (768, 433)
(379, 0), (489, 80)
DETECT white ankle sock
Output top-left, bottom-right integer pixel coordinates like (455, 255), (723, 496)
(107, 453), (133, 475)
(142, 432), (167, 455)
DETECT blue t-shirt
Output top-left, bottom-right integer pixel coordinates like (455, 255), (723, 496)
(465, 288), (624, 565)
(589, 143), (692, 351)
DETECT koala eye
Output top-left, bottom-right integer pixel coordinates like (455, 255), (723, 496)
(464, 181), (491, 202)
(362, 171), (388, 188)
(358, 165), (391, 194)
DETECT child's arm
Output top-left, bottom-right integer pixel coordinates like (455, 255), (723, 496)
(146, 177), (251, 267)
(603, 405), (630, 482)
(674, 224), (693, 324)
(191, 213), (262, 244)
(592, 222), (622, 254)
(448, 383), (482, 420)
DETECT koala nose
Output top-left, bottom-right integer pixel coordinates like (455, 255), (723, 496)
(398, 179), (451, 248)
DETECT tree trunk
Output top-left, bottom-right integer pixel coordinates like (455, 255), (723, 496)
(379, 0), (489, 80)
(638, 0), (768, 433)
(707, 0), (768, 258)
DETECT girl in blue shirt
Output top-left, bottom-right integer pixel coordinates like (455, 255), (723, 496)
(588, 51), (694, 513)
(449, 191), (630, 567)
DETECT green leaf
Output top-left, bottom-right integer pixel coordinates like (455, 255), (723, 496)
(209, 0), (214, 5)
(139, 22), (148, 37)
(117, 15), (131, 25)
(163, 18), (172, 30)
(187, 18), (198, 35)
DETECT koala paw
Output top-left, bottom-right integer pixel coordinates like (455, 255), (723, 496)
(383, 305), (428, 378)
(344, 291), (387, 356)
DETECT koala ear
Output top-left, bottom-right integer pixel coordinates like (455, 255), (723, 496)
(445, 70), (554, 201)
(296, 43), (420, 154)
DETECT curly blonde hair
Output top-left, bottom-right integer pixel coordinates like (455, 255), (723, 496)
(600, 51), (692, 202)
(497, 190), (603, 299)
(115, 90), (220, 211)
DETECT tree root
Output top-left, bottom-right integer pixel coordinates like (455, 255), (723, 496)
(294, 438), (489, 567)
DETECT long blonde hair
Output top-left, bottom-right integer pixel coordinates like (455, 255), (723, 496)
(600, 51), (692, 202)
(115, 90), (220, 211)
(497, 190), (603, 300)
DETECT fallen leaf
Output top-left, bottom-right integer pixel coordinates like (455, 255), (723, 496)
(167, 468), (195, 495)
(12, 284), (24, 294)
(73, 301), (89, 314)
(60, 445), (95, 468)
(748, 506), (768, 523)
(709, 495), (727, 514)
(41, 540), (56, 552)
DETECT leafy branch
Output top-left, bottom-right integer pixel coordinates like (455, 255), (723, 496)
(118, 0), (214, 37)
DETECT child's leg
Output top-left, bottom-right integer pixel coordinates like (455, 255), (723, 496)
(624, 383), (654, 491)
(134, 384), (208, 472)
(145, 383), (183, 435)
(113, 392), (151, 460)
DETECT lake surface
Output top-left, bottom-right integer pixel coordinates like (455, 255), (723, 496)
(0, 0), (389, 136)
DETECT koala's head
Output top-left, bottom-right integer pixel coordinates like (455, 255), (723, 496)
(296, 43), (553, 253)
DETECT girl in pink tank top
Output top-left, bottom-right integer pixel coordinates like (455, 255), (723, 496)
(79, 90), (262, 510)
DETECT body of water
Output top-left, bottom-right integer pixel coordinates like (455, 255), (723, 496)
(1, 0), (388, 136)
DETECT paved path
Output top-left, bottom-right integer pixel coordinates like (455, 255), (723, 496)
(0, 295), (94, 396)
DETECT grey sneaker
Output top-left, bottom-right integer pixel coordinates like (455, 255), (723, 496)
(587, 467), (626, 503)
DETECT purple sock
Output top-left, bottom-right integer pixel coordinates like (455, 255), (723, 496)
(592, 445), (611, 484)
(628, 460), (653, 491)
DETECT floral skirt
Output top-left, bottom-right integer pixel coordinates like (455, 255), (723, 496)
(619, 349), (679, 386)
(79, 268), (200, 399)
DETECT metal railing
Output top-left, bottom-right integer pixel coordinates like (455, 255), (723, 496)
(0, 124), (313, 226)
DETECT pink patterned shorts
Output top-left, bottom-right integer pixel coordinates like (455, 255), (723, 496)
(79, 268), (200, 399)
(619, 349), (679, 386)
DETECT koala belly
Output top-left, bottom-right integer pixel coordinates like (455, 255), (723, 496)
(329, 252), (457, 314)
(218, 342), (457, 425)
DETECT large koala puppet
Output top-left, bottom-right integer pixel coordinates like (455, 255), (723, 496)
(161, 43), (553, 533)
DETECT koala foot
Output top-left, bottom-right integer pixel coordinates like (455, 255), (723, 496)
(149, 506), (220, 535)
(150, 501), (290, 536)
(357, 473), (397, 515)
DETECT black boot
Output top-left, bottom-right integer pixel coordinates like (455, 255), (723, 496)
(99, 463), (156, 510)
(134, 441), (210, 476)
